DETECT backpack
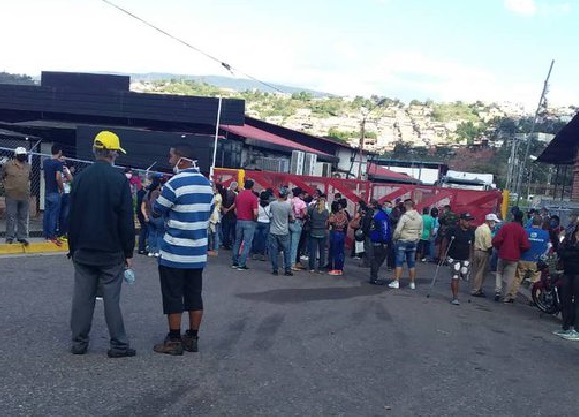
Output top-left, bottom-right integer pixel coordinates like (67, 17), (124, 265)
(370, 213), (392, 243)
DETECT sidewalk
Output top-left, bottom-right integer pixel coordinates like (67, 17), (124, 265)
(0, 237), (68, 255)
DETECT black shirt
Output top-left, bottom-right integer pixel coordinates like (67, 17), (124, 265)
(446, 226), (475, 261)
(68, 160), (135, 266)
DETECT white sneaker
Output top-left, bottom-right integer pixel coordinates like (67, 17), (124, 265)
(408, 282), (416, 290)
(388, 281), (400, 289)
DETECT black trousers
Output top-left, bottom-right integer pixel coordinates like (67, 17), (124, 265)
(370, 243), (388, 280)
(562, 274), (579, 330)
(222, 215), (236, 248)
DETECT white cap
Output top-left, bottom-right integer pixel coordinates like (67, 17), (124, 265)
(14, 147), (27, 155)
(485, 213), (500, 222)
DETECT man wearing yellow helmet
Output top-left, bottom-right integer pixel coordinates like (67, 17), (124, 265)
(68, 131), (136, 358)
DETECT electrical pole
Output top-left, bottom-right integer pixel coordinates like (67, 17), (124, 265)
(514, 59), (555, 205)
(358, 108), (369, 180)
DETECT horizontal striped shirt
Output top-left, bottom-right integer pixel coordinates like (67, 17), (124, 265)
(154, 168), (214, 269)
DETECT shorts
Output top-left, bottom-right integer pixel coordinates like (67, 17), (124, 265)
(396, 240), (418, 269)
(158, 265), (203, 315)
(450, 259), (471, 281)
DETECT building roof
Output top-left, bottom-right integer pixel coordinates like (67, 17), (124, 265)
(221, 124), (336, 161)
(367, 163), (421, 184)
(537, 113), (579, 165)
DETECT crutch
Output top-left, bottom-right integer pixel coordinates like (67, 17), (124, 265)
(426, 236), (454, 298)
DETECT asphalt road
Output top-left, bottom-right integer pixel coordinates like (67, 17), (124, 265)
(1, 252), (579, 416)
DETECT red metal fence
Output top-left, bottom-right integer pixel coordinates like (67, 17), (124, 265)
(214, 169), (503, 224)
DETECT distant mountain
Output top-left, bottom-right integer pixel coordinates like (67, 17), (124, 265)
(127, 73), (328, 96)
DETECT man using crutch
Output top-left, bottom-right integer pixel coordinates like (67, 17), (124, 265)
(444, 213), (475, 305)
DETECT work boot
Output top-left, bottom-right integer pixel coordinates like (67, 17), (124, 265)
(107, 348), (136, 358)
(182, 333), (199, 352)
(154, 336), (184, 356)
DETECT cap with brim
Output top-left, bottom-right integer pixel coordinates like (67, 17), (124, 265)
(93, 131), (126, 154)
(14, 147), (27, 155)
(460, 213), (475, 220)
(485, 214), (500, 222)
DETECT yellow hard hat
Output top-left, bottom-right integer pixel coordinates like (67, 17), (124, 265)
(93, 131), (126, 154)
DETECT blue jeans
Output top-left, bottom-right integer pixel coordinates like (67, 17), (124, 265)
(43, 192), (61, 239)
(490, 248), (498, 271)
(253, 222), (270, 255)
(308, 235), (327, 271)
(222, 215), (236, 249)
(147, 217), (165, 254)
(138, 214), (148, 253)
(58, 193), (71, 237)
(208, 223), (220, 251)
(396, 240), (418, 269)
(269, 233), (291, 272)
(232, 220), (256, 267)
(289, 221), (303, 266)
(329, 231), (346, 271)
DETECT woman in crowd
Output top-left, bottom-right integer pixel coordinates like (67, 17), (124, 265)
(252, 191), (271, 261)
(141, 180), (164, 257)
(307, 195), (330, 273)
(328, 200), (349, 276)
(208, 183), (223, 256)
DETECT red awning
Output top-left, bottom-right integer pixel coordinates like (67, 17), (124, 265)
(221, 124), (332, 156)
(367, 163), (420, 183)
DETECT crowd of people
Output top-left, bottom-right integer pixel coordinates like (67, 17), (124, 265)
(4, 132), (579, 356)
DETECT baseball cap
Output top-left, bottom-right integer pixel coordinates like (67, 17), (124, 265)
(93, 131), (126, 154)
(14, 147), (27, 155)
(485, 213), (500, 222)
(459, 213), (475, 220)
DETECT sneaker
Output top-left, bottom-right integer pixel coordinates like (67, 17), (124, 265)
(107, 348), (136, 358)
(284, 270), (294, 277)
(562, 330), (579, 341)
(231, 264), (239, 269)
(451, 299), (460, 306)
(421, 258), (427, 262)
(154, 336), (184, 356)
(237, 266), (249, 271)
(408, 282), (416, 290)
(328, 270), (341, 276)
(494, 292), (500, 302)
(369, 280), (386, 285)
(553, 329), (574, 338)
(388, 281), (400, 289)
(182, 333), (199, 352)
(148, 253), (156, 257)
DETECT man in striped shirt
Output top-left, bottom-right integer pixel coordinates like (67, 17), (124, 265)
(152, 145), (214, 356)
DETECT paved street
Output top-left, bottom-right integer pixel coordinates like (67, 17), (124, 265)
(2, 252), (579, 416)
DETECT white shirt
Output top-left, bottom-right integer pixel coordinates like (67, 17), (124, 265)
(257, 205), (271, 223)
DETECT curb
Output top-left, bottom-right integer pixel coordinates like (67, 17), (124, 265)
(0, 242), (69, 255)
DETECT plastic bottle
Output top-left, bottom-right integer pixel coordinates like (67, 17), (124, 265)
(124, 268), (136, 284)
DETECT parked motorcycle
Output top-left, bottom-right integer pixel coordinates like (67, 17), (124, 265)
(532, 257), (564, 315)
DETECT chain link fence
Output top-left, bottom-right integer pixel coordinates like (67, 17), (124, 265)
(0, 144), (158, 224)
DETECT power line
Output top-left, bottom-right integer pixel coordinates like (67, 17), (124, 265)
(98, 0), (283, 93)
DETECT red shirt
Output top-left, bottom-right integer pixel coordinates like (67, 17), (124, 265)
(492, 222), (531, 262)
(235, 190), (258, 221)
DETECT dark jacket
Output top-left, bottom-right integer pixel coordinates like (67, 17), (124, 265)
(559, 232), (579, 275)
(68, 160), (135, 266)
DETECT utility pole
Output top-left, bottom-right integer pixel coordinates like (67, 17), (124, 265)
(514, 59), (555, 205)
(358, 107), (369, 180)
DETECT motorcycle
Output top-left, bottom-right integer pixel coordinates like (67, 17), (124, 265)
(532, 256), (564, 315)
